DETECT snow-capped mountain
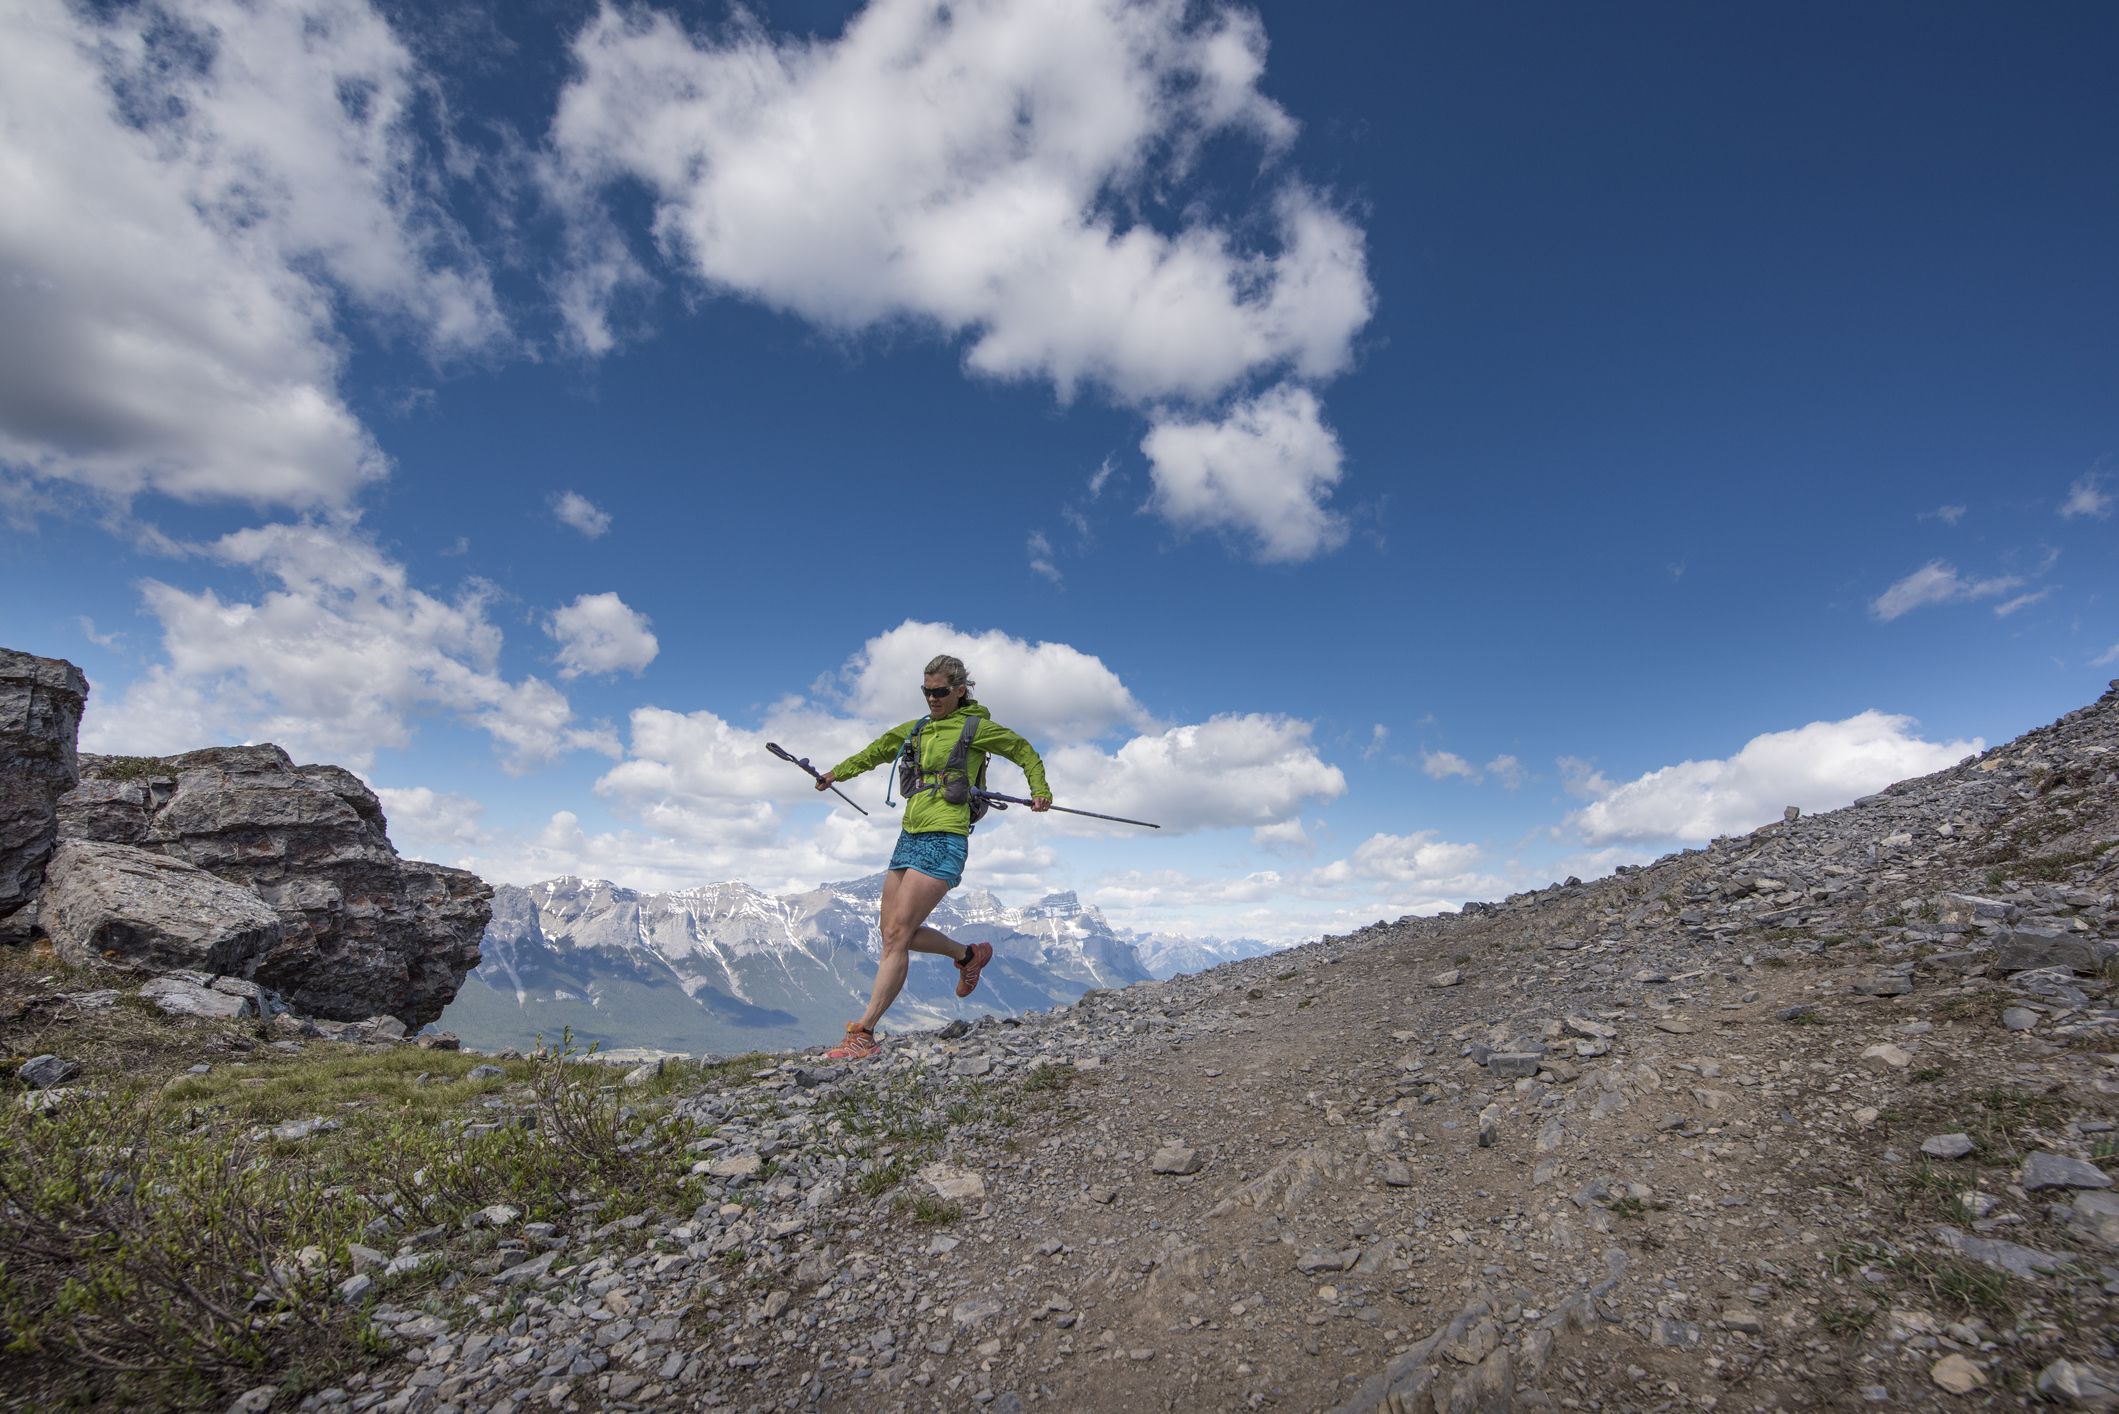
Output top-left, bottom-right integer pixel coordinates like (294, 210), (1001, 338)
(441, 874), (1164, 1055)
(1127, 930), (1285, 979)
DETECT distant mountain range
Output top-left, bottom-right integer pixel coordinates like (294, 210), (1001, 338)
(440, 874), (1281, 1055)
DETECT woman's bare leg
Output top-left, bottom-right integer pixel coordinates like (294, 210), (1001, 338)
(857, 867), (963, 1031)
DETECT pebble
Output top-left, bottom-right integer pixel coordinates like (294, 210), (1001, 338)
(1920, 1133), (1975, 1160)
(1930, 1353), (1986, 1394)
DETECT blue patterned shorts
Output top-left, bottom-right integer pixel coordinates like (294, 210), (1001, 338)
(888, 830), (968, 888)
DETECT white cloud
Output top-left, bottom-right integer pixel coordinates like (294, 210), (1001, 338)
(1141, 383), (1347, 563)
(838, 620), (1151, 745)
(1361, 724), (1389, 761)
(552, 491), (613, 538)
(1027, 530), (1061, 584)
(2062, 474), (2112, 520)
(75, 616), (123, 649)
(2093, 642), (2119, 668)
(546, 0), (1367, 407)
(1087, 459), (1117, 499)
(1251, 819), (1311, 856)
(83, 522), (618, 772)
(1046, 713), (1345, 835)
(1919, 504), (1967, 525)
(1312, 831), (1496, 896)
(1557, 755), (1612, 800)
(547, 592), (658, 678)
(1420, 749), (1479, 782)
(1569, 710), (1983, 845)
(1486, 754), (1525, 791)
(0, 0), (501, 510)
(1993, 589), (2052, 618)
(374, 785), (489, 858)
(1870, 560), (2025, 621)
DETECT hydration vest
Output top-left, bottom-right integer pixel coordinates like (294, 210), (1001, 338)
(895, 714), (992, 827)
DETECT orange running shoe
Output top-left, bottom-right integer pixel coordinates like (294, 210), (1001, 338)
(824, 1023), (880, 1061)
(955, 941), (993, 998)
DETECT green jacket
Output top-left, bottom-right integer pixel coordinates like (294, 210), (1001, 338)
(832, 702), (1051, 837)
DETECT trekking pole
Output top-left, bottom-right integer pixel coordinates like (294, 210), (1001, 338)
(973, 789), (1159, 829)
(765, 742), (869, 816)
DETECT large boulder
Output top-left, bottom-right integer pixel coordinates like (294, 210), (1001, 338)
(0, 649), (89, 926)
(40, 839), (282, 975)
(57, 746), (490, 1027)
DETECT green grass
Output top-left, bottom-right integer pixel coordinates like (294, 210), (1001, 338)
(892, 1193), (963, 1225)
(1832, 1241), (2013, 1318)
(81, 754), (169, 782)
(854, 1155), (912, 1199)
(0, 1023), (716, 1410)
(1021, 1062), (1076, 1094)
(1819, 1302), (1876, 1337)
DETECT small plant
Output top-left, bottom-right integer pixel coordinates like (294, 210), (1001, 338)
(1908, 1066), (1946, 1084)
(893, 1193), (963, 1225)
(1760, 955), (1789, 969)
(1789, 1010), (1827, 1026)
(855, 1155), (911, 1199)
(1819, 1302), (1876, 1337)
(1610, 1195), (1645, 1221)
(1021, 1062), (1076, 1094)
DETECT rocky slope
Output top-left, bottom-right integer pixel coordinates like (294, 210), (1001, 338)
(446, 877), (1161, 1054)
(227, 682), (2119, 1414)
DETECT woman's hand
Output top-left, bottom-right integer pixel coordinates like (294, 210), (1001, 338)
(1031, 794), (1051, 812)
(815, 771), (835, 792)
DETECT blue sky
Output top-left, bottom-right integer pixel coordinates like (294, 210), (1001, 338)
(4, 0), (2114, 943)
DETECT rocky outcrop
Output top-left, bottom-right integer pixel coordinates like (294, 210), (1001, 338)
(0, 648), (89, 929)
(57, 745), (490, 1027)
(40, 839), (283, 976)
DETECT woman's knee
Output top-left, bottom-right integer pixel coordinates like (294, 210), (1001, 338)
(880, 919), (916, 952)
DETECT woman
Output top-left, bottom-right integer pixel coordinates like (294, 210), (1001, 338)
(813, 654), (1051, 1060)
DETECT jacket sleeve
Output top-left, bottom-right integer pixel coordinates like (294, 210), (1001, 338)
(974, 719), (1051, 799)
(832, 720), (916, 781)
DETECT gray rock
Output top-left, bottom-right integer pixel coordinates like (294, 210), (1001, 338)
(17, 1054), (80, 1089)
(496, 1250), (557, 1285)
(1920, 1133), (1975, 1160)
(1995, 930), (2118, 976)
(1150, 1145), (1201, 1176)
(2038, 1358), (2119, 1407)
(466, 1063), (505, 1080)
(1934, 1225), (2065, 1279)
(58, 746), (490, 1026)
(139, 975), (253, 1019)
(2068, 1191), (2119, 1251)
(40, 839), (281, 976)
(1486, 1052), (1543, 1079)
(2021, 1152), (2114, 1192)
(2003, 1007), (2041, 1032)
(0, 648), (88, 922)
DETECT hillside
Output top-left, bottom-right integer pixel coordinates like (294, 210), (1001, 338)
(5, 682), (2117, 1411)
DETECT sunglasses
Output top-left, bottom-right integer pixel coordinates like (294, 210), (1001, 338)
(921, 685), (957, 698)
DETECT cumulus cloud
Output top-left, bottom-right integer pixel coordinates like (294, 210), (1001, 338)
(546, 0), (1366, 401)
(1312, 831), (1496, 896)
(552, 491), (613, 538)
(547, 592), (658, 678)
(838, 620), (1152, 745)
(1486, 754), (1526, 790)
(545, 0), (1371, 560)
(0, 0), (501, 510)
(1420, 749), (1479, 782)
(2062, 473), (2112, 520)
(1870, 560), (2025, 621)
(1046, 713), (1345, 835)
(1251, 819), (1311, 856)
(83, 522), (618, 772)
(374, 785), (489, 858)
(1569, 711), (1983, 845)
(1141, 384), (1347, 562)
(1557, 756), (1612, 800)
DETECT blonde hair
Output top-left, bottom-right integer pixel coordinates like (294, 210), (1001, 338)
(923, 654), (973, 696)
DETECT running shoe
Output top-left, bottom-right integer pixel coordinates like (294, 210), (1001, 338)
(824, 1023), (880, 1061)
(955, 941), (994, 998)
